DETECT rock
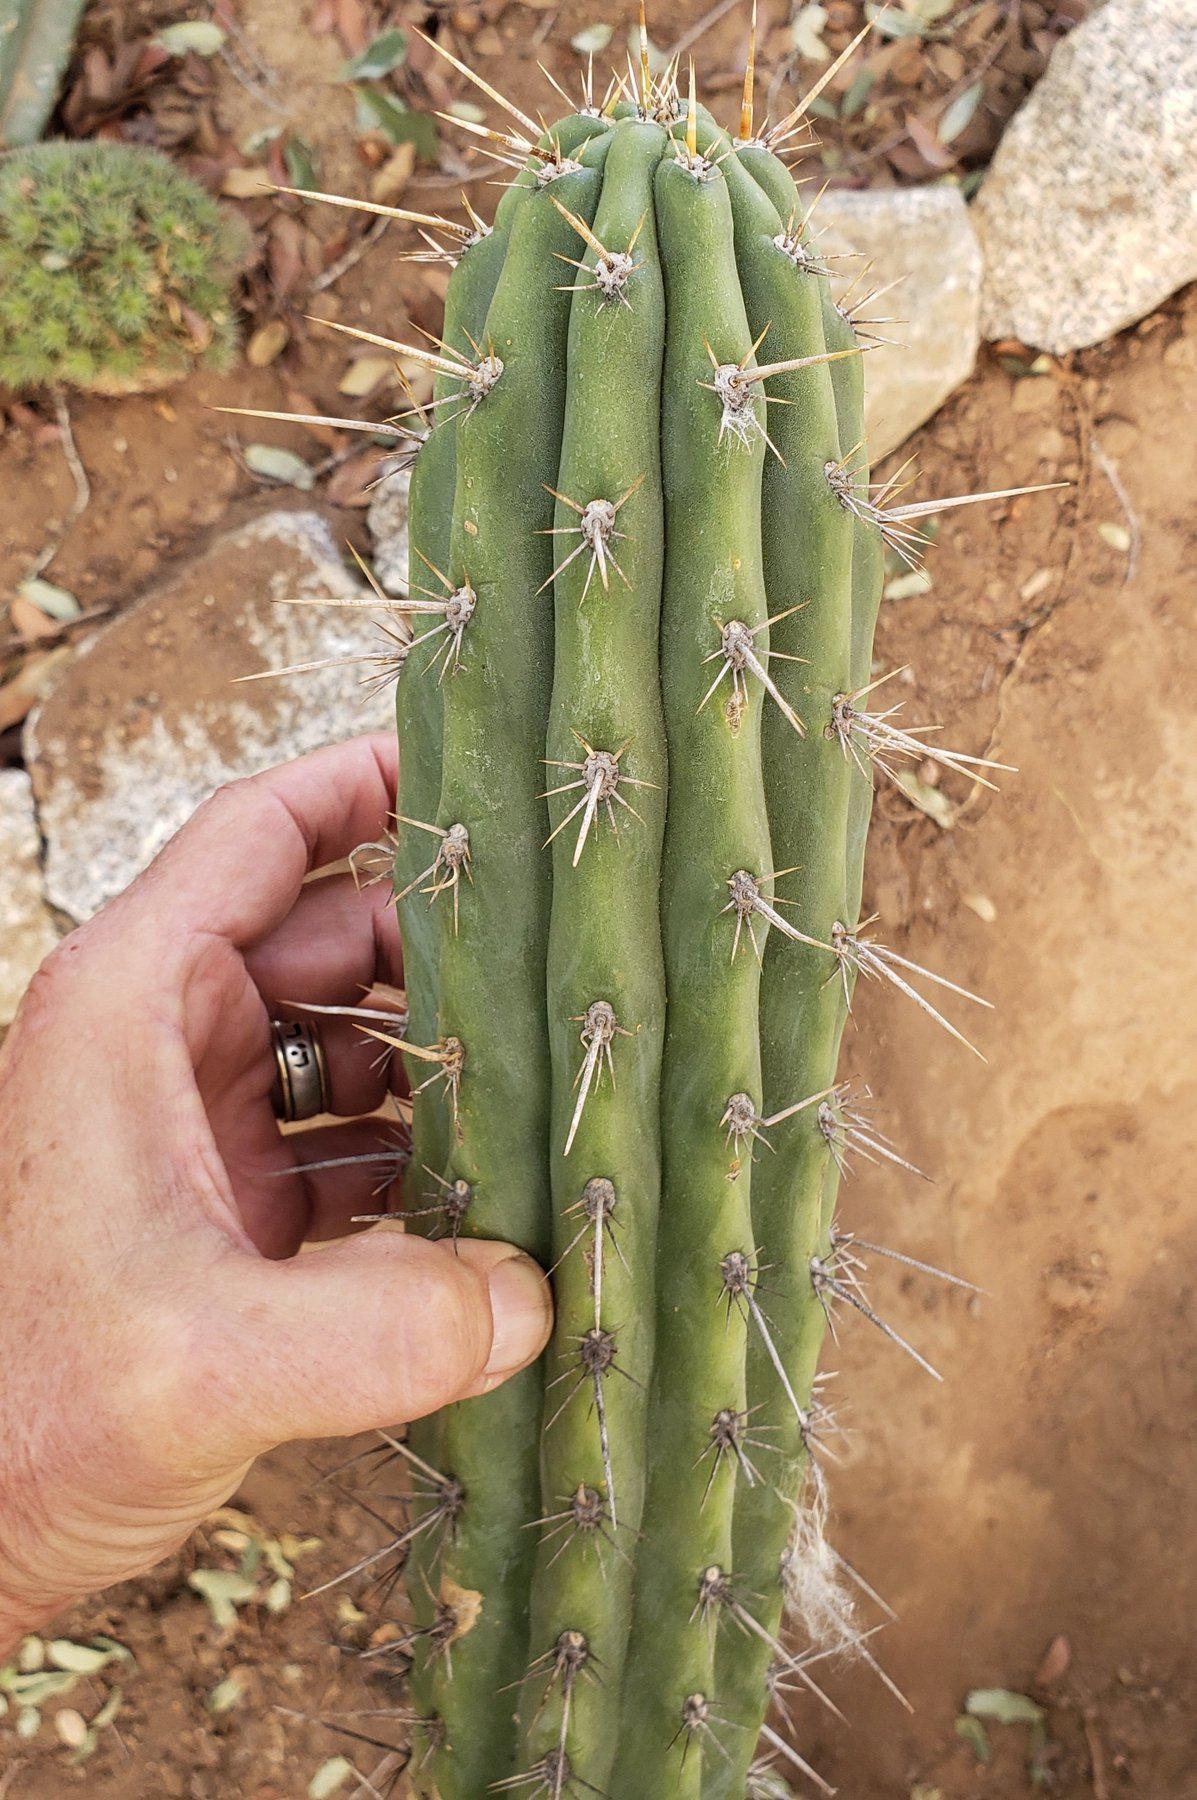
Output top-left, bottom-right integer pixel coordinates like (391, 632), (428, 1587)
(0, 770), (60, 1025)
(366, 460), (411, 596)
(27, 510), (392, 921)
(973, 0), (1197, 352)
(816, 185), (983, 460)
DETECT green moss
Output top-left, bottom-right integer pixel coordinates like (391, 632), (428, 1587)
(0, 140), (248, 392)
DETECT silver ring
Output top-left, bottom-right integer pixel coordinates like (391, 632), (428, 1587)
(270, 1019), (331, 1122)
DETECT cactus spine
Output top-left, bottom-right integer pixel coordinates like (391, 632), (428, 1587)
(249, 20), (1052, 1795)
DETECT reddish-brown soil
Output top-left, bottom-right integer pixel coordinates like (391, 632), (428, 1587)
(1, 1), (1193, 1795)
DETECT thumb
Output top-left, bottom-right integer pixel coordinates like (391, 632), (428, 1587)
(202, 1233), (552, 1457)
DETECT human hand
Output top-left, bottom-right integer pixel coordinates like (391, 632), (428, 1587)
(0, 735), (552, 1652)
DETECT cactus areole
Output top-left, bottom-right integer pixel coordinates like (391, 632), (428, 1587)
(266, 28), (1039, 1798)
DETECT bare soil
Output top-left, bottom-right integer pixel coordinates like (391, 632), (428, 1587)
(1, 1), (1194, 1795)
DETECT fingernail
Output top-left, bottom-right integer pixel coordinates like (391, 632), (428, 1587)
(484, 1251), (551, 1378)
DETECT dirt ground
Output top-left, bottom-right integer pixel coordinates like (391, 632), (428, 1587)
(2, 1), (1194, 1796)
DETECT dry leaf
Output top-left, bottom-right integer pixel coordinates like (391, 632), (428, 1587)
(10, 597), (61, 642)
(370, 141), (416, 204)
(339, 355), (393, 397)
(0, 646), (73, 732)
(221, 165), (272, 199)
(246, 319), (291, 367)
(1034, 1633), (1071, 1687)
(327, 450), (385, 506)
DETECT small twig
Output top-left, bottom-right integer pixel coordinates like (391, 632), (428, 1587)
(667, 0), (742, 61)
(311, 215), (393, 295)
(1090, 434), (1141, 586)
(27, 389), (91, 580)
(1082, 1708), (1110, 1800)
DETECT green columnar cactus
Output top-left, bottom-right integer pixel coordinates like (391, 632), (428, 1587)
(266, 24), (1045, 1797)
(0, 0), (86, 148)
(0, 140), (246, 392)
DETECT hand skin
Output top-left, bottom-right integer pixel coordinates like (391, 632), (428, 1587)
(0, 734), (552, 1654)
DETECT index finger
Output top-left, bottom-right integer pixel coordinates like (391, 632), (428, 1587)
(124, 734), (398, 946)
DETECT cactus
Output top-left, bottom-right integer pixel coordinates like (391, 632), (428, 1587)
(0, 0), (86, 148)
(0, 140), (246, 393)
(240, 16), (1056, 1795)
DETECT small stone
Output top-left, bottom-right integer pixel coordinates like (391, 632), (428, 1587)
(1034, 425), (1068, 462)
(1097, 417), (1140, 457)
(1011, 376), (1057, 414)
(974, 0), (1197, 351)
(27, 512), (391, 922)
(817, 185), (983, 460)
(0, 770), (60, 1026)
(366, 460), (411, 596)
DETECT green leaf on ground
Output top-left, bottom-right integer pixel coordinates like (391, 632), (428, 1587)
(955, 1715), (992, 1762)
(966, 1687), (1046, 1726)
(355, 88), (440, 162)
(342, 29), (408, 80)
(155, 22), (226, 56)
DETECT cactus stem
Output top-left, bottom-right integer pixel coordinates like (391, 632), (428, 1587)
(830, 919), (991, 1059)
(542, 735), (655, 866)
(670, 1691), (738, 1766)
(700, 612), (808, 734)
(365, 1169), (475, 1244)
(538, 476), (644, 596)
(832, 671), (1016, 792)
(393, 816), (472, 929)
(811, 1245), (944, 1383)
(817, 1083), (931, 1182)
(563, 1001), (634, 1156)
(724, 869), (832, 964)
(756, 1724), (836, 1798)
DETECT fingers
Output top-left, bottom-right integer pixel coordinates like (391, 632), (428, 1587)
(196, 1235), (552, 1457)
(121, 735), (398, 948)
(246, 872), (402, 1013)
(285, 1120), (409, 1244)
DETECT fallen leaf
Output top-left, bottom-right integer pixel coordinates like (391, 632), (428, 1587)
(961, 892), (997, 923)
(221, 165), (272, 199)
(966, 1687), (1045, 1726)
(206, 1674), (246, 1713)
(893, 768), (956, 827)
(0, 646), (72, 731)
(354, 87), (439, 161)
(46, 1640), (121, 1676)
(954, 1715), (991, 1763)
(10, 596), (60, 642)
(792, 3), (831, 60)
(370, 141), (415, 203)
(284, 135), (319, 192)
(155, 21), (226, 56)
(1035, 1633), (1071, 1688)
(309, 1757), (355, 1799)
(0, 1670), (77, 1707)
(17, 578), (80, 623)
(246, 319), (290, 367)
(187, 1568), (258, 1630)
(341, 28), (407, 80)
(571, 21), (613, 53)
(243, 444), (317, 490)
(339, 354), (394, 397)
(327, 450), (385, 506)
(884, 569), (933, 601)
(939, 81), (983, 143)
(54, 1708), (89, 1749)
